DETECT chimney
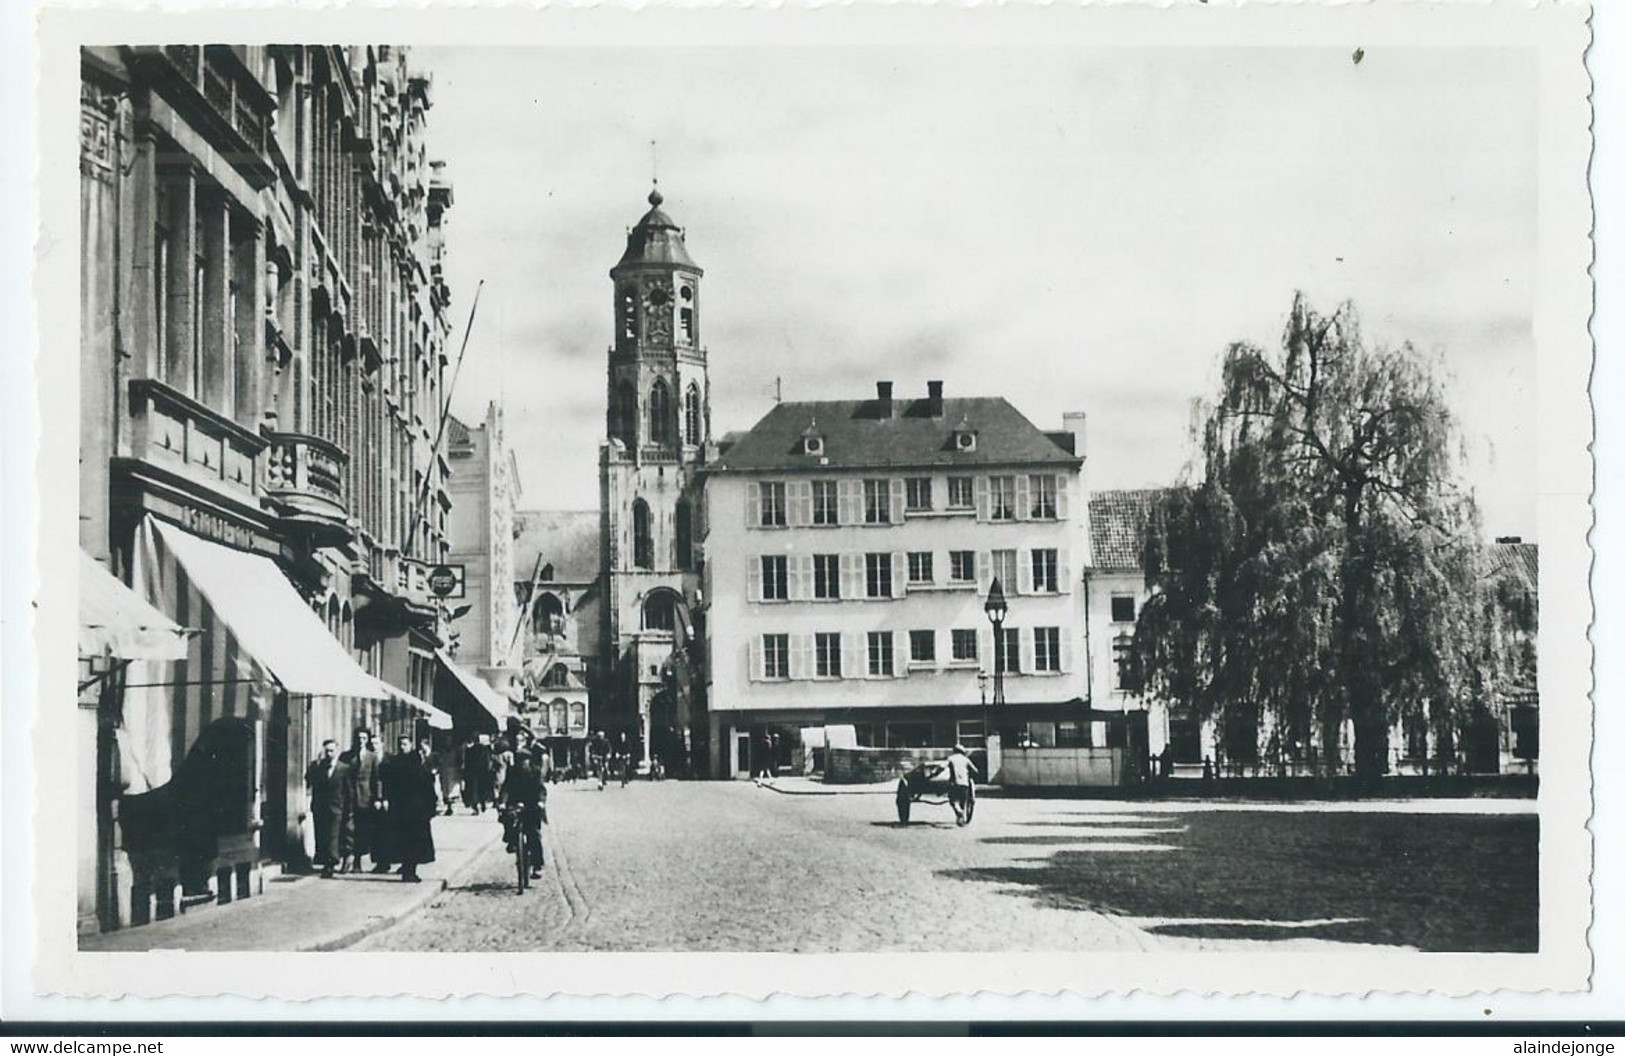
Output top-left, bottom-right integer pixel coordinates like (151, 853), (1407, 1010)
(1063, 412), (1088, 459)
(876, 380), (894, 417)
(926, 380), (944, 417)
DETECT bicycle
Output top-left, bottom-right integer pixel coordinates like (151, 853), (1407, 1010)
(498, 806), (531, 893)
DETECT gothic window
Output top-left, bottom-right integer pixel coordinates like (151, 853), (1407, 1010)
(616, 380), (638, 446)
(674, 498), (693, 571)
(649, 379), (674, 446)
(542, 663), (570, 689)
(679, 284), (695, 342)
(643, 590), (678, 632)
(532, 592), (564, 635)
(684, 383), (703, 446)
(632, 499), (653, 569)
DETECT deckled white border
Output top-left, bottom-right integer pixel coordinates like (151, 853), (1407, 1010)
(21, 0), (1594, 1005)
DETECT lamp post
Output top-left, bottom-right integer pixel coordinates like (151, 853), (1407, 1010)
(984, 576), (1009, 747)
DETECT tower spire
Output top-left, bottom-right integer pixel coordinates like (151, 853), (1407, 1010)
(649, 139), (661, 206)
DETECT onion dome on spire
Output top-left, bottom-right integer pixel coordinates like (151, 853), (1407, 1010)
(617, 182), (700, 270)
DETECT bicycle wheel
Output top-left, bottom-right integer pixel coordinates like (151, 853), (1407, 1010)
(515, 830), (528, 893)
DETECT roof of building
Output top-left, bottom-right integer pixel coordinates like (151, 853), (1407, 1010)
(709, 394), (1079, 474)
(1485, 540), (1538, 591)
(444, 414), (472, 449)
(614, 186), (701, 272)
(512, 509), (600, 585)
(1088, 488), (1172, 571)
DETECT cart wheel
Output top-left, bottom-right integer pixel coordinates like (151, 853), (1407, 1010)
(896, 782), (911, 826)
(963, 785), (976, 824)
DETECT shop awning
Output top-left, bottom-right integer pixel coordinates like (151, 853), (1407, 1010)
(152, 519), (400, 702)
(434, 649), (510, 730)
(383, 681), (453, 729)
(79, 550), (193, 661)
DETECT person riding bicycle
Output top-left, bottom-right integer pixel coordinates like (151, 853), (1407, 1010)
(501, 749), (547, 879)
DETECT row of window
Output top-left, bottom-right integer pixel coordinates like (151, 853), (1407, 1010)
(746, 473), (1068, 529)
(613, 378), (704, 449)
(746, 548), (1070, 602)
(749, 626), (1070, 681)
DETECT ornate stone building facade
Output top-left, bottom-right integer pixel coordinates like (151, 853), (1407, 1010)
(598, 188), (712, 771)
(78, 45), (458, 934)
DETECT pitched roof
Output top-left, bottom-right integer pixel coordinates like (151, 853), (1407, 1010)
(709, 396), (1078, 473)
(444, 414), (472, 449)
(1484, 541), (1538, 591)
(1088, 488), (1171, 570)
(512, 509), (600, 584)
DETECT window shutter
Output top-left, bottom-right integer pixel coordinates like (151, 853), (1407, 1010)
(1017, 550), (1034, 595)
(977, 550), (992, 594)
(894, 632), (909, 679)
(975, 476), (990, 522)
(794, 481), (813, 526)
(892, 551), (907, 598)
(979, 627), (994, 672)
(1019, 628), (1034, 675)
(890, 478), (906, 524)
(847, 631), (866, 680)
(1055, 474), (1069, 520)
(790, 634), (811, 680)
(748, 637), (762, 682)
(841, 553), (860, 600)
(927, 550), (939, 585)
(838, 480), (858, 525)
(794, 553), (812, 601)
(1060, 633), (1073, 674)
(747, 556), (763, 602)
(1016, 475), (1031, 521)
(746, 482), (761, 528)
(1058, 547), (1071, 593)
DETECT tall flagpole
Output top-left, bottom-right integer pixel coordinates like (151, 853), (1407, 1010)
(406, 278), (485, 558)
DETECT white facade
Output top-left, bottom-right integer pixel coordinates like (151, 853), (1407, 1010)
(703, 446), (1090, 775)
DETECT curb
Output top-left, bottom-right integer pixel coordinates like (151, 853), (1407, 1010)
(300, 831), (500, 953)
(755, 779), (895, 797)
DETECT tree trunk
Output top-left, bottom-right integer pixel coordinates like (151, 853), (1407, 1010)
(1339, 483), (1388, 788)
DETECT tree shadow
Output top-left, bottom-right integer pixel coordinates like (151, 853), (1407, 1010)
(939, 811), (1537, 952)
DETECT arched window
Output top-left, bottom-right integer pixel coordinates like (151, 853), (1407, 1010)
(649, 379), (673, 446)
(532, 592), (564, 635)
(632, 499), (653, 569)
(619, 285), (637, 340)
(684, 382), (703, 446)
(543, 664), (570, 689)
(674, 498), (693, 572)
(616, 380), (638, 446)
(643, 590), (678, 632)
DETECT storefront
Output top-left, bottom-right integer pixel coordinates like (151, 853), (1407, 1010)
(100, 515), (441, 931)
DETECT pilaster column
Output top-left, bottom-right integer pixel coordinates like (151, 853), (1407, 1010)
(199, 192), (231, 413)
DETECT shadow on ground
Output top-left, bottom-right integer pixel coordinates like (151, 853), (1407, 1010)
(938, 810), (1538, 951)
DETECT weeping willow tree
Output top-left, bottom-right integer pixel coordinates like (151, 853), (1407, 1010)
(1133, 293), (1506, 784)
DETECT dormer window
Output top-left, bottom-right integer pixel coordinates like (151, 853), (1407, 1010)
(952, 413), (978, 452)
(801, 417), (824, 456)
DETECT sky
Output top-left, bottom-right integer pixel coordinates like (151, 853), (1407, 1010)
(419, 44), (1538, 540)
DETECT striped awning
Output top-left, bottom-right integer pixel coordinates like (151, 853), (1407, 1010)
(150, 519), (396, 700)
(79, 549), (193, 661)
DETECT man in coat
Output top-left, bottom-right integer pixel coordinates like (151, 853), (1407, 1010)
(341, 727), (383, 874)
(379, 733), (437, 882)
(463, 733), (493, 815)
(304, 738), (352, 877)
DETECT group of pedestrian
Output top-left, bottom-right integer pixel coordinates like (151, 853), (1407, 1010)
(304, 727), (438, 884)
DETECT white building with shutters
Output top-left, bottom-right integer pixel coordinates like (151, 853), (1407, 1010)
(699, 380), (1091, 779)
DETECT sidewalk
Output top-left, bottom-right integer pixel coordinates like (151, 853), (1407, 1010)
(81, 812), (499, 952)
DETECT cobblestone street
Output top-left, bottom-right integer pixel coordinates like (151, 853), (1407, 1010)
(352, 782), (1538, 953)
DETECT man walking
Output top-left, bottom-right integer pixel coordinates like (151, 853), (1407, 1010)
(463, 733), (493, 814)
(945, 743), (978, 826)
(379, 734), (437, 882)
(341, 728), (384, 874)
(304, 739), (351, 878)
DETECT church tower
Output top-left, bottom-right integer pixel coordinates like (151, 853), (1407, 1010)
(600, 186), (710, 771)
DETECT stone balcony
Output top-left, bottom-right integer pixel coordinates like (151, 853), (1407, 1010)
(262, 430), (350, 545)
(126, 378), (265, 508)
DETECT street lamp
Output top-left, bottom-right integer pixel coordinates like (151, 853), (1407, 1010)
(984, 576), (1009, 747)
